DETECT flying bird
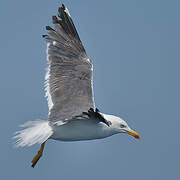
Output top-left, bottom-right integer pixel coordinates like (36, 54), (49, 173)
(14, 4), (140, 168)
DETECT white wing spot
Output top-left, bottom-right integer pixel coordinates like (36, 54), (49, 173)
(64, 7), (71, 17)
(53, 41), (57, 46)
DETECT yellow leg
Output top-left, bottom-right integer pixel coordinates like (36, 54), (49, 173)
(31, 142), (46, 168)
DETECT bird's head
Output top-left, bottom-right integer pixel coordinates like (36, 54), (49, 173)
(103, 114), (140, 139)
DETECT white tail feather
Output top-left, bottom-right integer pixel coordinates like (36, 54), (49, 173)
(13, 120), (53, 147)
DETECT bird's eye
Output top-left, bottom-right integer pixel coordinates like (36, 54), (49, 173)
(120, 124), (126, 128)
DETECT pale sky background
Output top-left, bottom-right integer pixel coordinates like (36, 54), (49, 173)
(1, 0), (180, 179)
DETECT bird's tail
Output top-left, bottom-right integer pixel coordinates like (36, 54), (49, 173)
(13, 120), (53, 147)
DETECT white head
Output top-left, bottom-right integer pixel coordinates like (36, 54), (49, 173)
(103, 114), (140, 139)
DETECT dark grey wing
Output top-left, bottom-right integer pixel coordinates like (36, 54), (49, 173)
(43, 4), (95, 124)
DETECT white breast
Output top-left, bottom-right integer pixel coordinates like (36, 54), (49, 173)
(51, 119), (116, 141)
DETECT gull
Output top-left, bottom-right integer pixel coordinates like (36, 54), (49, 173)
(14, 4), (140, 168)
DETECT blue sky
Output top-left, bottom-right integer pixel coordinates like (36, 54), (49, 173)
(1, 0), (180, 179)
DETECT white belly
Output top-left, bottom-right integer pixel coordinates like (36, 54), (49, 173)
(51, 119), (115, 141)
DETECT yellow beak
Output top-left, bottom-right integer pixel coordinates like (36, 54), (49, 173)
(126, 129), (140, 139)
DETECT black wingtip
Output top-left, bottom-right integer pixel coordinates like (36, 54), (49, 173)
(46, 26), (55, 31)
(62, 4), (65, 9)
(42, 34), (48, 38)
(52, 16), (59, 24)
(43, 3), (86, 54)
(88, 108), (94, 113)
(96, 108), (100, 113)
(59, 4), (70, 17)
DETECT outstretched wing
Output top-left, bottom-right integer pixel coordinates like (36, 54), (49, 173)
(43, 4), (95, 123)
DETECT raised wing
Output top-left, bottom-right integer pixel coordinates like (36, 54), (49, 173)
(43, 4), (95, 123)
